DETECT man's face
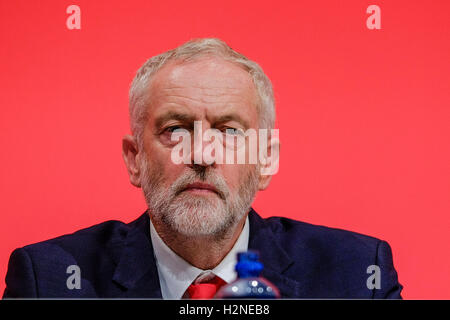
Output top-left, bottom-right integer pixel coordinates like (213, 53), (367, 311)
(137, 56), (262, 238)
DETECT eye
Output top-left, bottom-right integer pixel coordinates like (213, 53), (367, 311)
(164, 125), (185, 133)
(159, 125), (189, 144)
(224, 127), (244, 135)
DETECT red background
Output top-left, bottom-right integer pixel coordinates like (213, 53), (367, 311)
(1, 0), (449, 299)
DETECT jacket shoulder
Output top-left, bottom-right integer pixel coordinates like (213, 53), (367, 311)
(263, 215), (382, 253)
(4, 214), (148, 298)
(257, 215), (402, 298)
(21, 218), (130, 255)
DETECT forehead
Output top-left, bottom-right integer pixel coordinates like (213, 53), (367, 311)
(146, 56), (259, 124)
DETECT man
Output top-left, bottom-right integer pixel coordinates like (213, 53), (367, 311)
(3, 38), (402, 299)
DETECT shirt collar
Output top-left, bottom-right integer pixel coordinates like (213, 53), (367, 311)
(149, 216), (249, 299)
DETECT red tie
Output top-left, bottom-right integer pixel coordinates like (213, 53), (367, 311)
(187, 275), (226, 299)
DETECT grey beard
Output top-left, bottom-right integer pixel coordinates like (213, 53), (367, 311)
(140, 159), (259, 239)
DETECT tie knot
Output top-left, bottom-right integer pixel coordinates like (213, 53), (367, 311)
(186, 273), (226, 299)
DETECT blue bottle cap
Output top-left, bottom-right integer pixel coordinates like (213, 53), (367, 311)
(235, 250), (264, 278)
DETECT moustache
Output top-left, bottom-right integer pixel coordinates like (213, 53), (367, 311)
(171, 168), (229, 201)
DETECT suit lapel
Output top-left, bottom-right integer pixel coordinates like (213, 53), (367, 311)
(111, 212), (162, 298)
(248, 209), (303, 298)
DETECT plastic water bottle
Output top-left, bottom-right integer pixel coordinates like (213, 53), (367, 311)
(215, 250), (280, 299)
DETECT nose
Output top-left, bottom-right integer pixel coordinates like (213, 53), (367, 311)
(189, 163), (209, 180)
(189, 120), (220, 168)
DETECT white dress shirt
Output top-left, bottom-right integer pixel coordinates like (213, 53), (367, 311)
(149, 216), (250, 299)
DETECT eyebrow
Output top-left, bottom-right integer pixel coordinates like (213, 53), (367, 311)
(212, 114), (251, 129)
(154, 111), (252, 130)
(154, 111), (196, 129)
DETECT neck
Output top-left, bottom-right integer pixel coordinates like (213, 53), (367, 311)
(150, 214), (247, 270)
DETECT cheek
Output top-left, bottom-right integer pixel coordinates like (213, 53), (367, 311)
(220, 164), (256, 192)
(142, 144), (181, 184)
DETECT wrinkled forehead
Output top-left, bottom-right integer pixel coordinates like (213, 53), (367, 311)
(147, 56), (260, 111)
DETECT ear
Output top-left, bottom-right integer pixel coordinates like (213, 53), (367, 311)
(257, 133), (280, 191)
(122, 134), (142, 188)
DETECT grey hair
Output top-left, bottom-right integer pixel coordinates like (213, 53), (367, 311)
(128, 38), (275, 145)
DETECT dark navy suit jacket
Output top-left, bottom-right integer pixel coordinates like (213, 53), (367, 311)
(3, 209), (402, 298)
